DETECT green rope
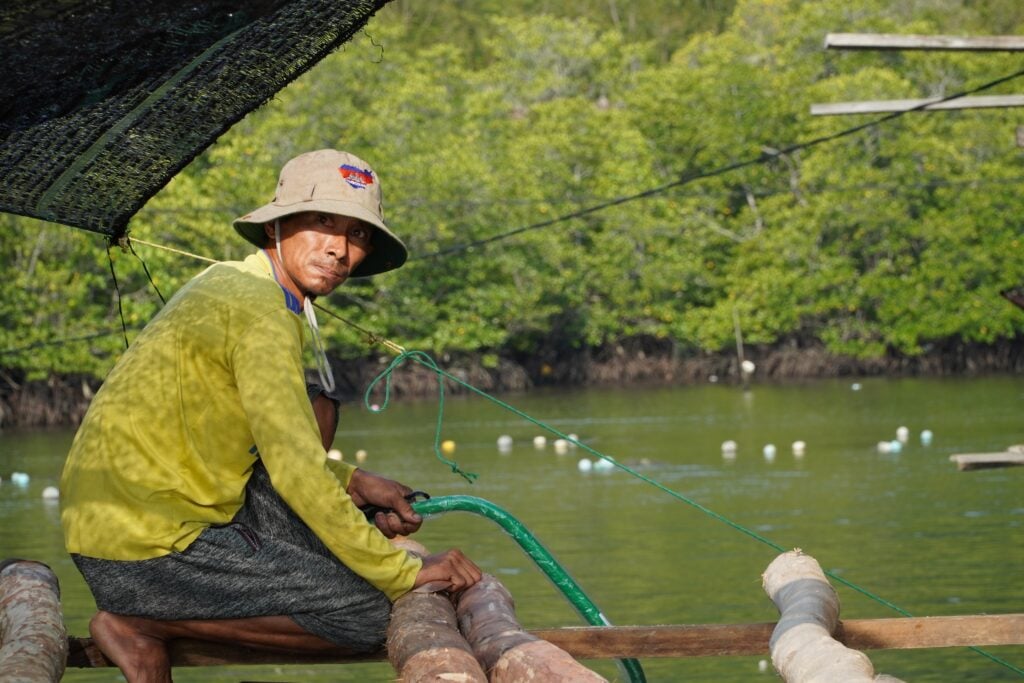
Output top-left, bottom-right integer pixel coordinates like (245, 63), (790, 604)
(364, 351), (478, 484)
(368, 350), (1024, 678)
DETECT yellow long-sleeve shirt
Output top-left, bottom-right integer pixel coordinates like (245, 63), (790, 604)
(60, 251), (421, 602)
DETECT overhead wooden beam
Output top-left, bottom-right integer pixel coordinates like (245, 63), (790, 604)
(811, 95), (1024, 116)
(825, 33), (1024, 52)
(64, 613), (1024, 666)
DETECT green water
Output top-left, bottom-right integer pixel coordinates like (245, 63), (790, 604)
(1, 375), (1022, 682)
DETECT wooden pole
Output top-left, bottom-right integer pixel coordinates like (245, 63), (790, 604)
(824, 33), (1024, 52)
(811, 95), (1024, 116)
(455, 574), (606, 682)
(0, 559), (68, 683)
(762, 549), (903, 682)
(385, 538), (487, 682)
(67, 612), (1024, 666)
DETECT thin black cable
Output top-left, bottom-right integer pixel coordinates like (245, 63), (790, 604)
(415, 64), (1024, 261)
(127, 238), (166, 305)
(106, 246), (130, 349)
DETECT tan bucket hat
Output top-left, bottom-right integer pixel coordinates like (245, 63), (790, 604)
(233, 149), (407, 277)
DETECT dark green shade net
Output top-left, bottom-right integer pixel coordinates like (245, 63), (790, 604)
(0, 0), (389, 240)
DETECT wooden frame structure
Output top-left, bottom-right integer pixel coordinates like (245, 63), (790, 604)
(812, 32), (1024, 117)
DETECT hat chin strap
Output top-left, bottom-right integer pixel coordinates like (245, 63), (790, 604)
(275, 219), (336, 393)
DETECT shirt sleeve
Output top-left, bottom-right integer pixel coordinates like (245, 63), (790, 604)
(231, 308), (421, 601)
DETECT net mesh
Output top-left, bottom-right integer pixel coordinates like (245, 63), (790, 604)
(0, 0), (389, 239)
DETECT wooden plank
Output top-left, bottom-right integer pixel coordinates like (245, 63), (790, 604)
(811, 95), (1024, 116)
(534, 615), (1024, 658)
(950, 452), (1024, 471)
(64, 614), (1024, 666)
(825, 33), (1024, 52)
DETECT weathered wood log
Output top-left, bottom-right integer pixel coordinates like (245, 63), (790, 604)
(456, 574), (606, 682)
(0, 559), (68, 683)
(386, 537), (487, 682)
(763, 549), (903, 683)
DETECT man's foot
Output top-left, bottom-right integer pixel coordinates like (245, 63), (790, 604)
(89, 611), (172, 683)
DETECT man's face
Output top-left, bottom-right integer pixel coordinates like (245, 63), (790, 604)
(268, 211), (374, 298)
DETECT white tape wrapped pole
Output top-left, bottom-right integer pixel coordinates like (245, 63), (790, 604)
(762, 550), (903, 683)
(0, 560), (68, 683)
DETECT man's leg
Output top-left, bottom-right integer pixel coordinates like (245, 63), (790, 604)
(89, 610), (343, 683)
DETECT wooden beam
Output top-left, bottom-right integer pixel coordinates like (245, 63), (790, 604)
(67, 614), (1024, 666)
(950, 452), (1024, 471)
(825, 33), (1024, 52)
(811, 95), (1024, 116)
(535, 614), (1024, 658)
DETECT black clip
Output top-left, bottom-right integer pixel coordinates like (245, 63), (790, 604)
(360, 490), (431, 522)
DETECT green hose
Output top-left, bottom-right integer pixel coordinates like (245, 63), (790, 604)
(412, 494), (646, 683)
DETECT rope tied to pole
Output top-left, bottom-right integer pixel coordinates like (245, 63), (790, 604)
(364, 350), (478, 484)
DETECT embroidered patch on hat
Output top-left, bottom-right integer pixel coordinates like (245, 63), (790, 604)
(338, 164), (374, 190)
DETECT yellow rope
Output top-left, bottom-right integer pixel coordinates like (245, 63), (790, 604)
(129, 237), (219, 264)
(128, 236), (404, 354)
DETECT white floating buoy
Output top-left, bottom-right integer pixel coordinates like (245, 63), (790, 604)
(792, 440), (806, 457)
(533, 435), (547, 449)
(888, 439), (903, 454)
(758, 659), (769, 673)
(721, 440), (738, 459)
(441, 439), (456, 455)
(577, 458), (593, 473)
(10, 472), (29, 487)
(851, 382), (862, 391)
(593, 458), (614, 473)
(42, 486), (60, 500)
(762, 444), (776, 461)
(921, 429), (934, 445)
(877, 440), (892, 454)
(496, 435), (513, 451)
(326, 448), (343, 461)
(709, 374), (719, 383)
(567, 433), (580, 448)
(553, 439), (569, 455)
(355, 449), (368, 463)
(896, 426), (909, 443)
(741, 360), (756, 375)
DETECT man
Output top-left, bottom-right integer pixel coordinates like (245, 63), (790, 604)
(60, 150), (481, 683)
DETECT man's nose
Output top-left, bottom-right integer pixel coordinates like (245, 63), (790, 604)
(326, 235), (349, 262)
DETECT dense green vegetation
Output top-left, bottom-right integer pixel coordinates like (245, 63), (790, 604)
(3, 0), (1023, 381)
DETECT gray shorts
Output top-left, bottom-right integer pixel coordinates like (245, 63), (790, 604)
(72, 462), (391, 652)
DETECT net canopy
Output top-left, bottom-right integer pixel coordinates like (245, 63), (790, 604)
(0, 0), (389, 241)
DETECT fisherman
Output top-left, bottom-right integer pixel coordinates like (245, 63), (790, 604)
(60, 149), (481, 683)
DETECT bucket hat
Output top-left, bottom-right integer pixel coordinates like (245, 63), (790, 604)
(233, 149), (407, 277)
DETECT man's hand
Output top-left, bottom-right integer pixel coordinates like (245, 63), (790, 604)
(346, 468), (423, 538)
(414, 549), (482, 593)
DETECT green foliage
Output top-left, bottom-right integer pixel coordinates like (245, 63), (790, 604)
(4, 0), (1023, 379)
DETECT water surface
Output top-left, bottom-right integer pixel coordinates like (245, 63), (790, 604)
(1, 375), (1022, 681)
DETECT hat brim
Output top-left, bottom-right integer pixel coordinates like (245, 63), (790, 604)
(233, 199), (407, 278)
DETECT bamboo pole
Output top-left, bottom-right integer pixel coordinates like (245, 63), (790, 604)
(0, 559), (68, 683)
(762, 549), (903, 683)
(456, 574), (606, 682)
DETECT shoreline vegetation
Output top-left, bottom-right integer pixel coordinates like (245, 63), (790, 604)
(3, 337), (1021, 429)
